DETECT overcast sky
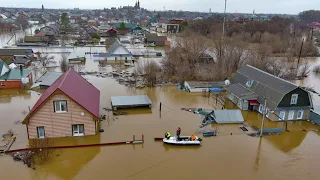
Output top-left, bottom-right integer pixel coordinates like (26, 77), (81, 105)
(1, 0), (319, 14)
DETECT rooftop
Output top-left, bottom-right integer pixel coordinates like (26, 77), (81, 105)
(111, 95), (152, 107)
(225, 83), (258, 100)
(214, 110), (244, 124)
(0, 69), (31, 80)
(186, 81), (225, 89)
(34, 71), (63, 88)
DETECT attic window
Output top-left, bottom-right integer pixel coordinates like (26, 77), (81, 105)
(246, 80), (254, 87)
(54, 100), (68, 113)
(290, 94), (298, 105)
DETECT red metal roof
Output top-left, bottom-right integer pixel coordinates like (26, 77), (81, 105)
(24, 69), (100, 123)
(35, 31), (45, 36)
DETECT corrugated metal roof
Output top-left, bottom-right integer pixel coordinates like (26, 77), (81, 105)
(186, 81), (225, 89)
(225, 83), (258, 100)
(35, 71), (63, 87)
(111, 95), (152, 106)
(0, 69), (31, 80)
(214, 110), (244, 124)
(23, 69), (100, 124)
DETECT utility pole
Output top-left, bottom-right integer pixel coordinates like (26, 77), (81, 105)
(297, 38), (304, 69)
(260, 97), (267, 137)
(222, 0), (227, 38)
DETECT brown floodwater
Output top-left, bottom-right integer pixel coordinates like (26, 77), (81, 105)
(1, 53), (320, 179)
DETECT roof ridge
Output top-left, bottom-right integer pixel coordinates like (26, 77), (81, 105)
(246, 65), (298, 87)
(58, 69), (71, 88)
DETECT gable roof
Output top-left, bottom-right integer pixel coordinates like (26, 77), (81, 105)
(232, 65), (300, 109)
(23, 69), (100, 124)
(107, 39), (132, 56)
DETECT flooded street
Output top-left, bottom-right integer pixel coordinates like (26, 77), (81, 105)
(1, 29), (320, 179)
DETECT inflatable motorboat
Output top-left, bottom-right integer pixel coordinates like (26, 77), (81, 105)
(163, 136), (202, 145)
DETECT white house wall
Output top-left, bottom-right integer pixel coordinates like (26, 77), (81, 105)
(112, 46), (131, 55)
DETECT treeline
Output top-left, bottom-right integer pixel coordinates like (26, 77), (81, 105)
(299, 10), (320, 23)
(186, 16), (317, 57)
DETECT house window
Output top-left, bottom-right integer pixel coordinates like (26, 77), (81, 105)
(72, 124), (84, 136)
(54, 101), (67, 113)
(37, 126), (45, 138)
(288, 111), (295, 120)
(290, 94), (298, 105)
(258, 104), (263, 114)
(279, 111), (286, 121)
(1, 83), (5, 86)
(297, 110), (304, 119)
(265, 108), (270, 118)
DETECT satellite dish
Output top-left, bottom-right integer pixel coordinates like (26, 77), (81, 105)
(21, 77), (29, 84)
(80, 112), (85, 116)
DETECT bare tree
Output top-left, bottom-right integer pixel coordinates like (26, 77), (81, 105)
(71, 64), (85, 73)
(59, 54), (69, 72)
(37, 53), (56, 68)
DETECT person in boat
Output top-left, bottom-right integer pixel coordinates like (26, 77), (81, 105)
(190, 135), (196, 141)
(165, 132), (171, 139)
(176, 127), (181, 140)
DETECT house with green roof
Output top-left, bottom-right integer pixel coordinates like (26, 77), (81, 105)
(114, 23), (137, 35)
(0, 61), (32, 89)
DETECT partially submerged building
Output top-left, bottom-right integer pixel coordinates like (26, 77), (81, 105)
(22, 69), (100, 139)
(0, 61), (32, 89)
(31, 71), (63, 89)
(93, 39), (132, 63)
(144, 35), (168, 46)
(111, 95), (152, 110)
(226, 65), (313, 121)
(0, 48), (33, 63)
(184, 81), (225, 93)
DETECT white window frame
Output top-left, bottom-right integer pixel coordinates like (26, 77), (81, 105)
(288, 110), (295, 120)
(297, 110), (304, 120)
(54, 100), (67, 113)
(37, 126), (45, 138)
(290, 94), (298, 105)
(259, 104), (263, 114)
(265, 108), (270, 118)
(1, 83), (5, 86)
(72, 124), (84, 136)
(279, 111), (286, 121)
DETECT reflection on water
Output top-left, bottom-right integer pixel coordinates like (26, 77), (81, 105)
(32, 135), (101, 179)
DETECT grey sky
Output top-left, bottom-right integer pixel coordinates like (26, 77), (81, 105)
(2, 0), (319, 14)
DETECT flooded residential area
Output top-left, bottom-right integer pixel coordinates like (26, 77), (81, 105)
(1, 2), (320, 180)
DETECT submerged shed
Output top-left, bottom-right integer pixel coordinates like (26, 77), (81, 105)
(214, 110), (244, 124)
(111, 95), (152, 110)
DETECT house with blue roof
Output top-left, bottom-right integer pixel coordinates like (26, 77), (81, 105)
(0, 60), (32, 89)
